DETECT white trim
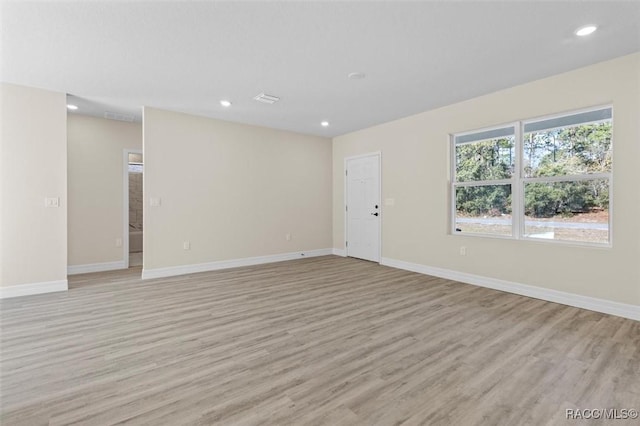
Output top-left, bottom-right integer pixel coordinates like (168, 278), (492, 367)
(332, 248), (346, 257)
(515, 121), (524, 239)
(523, 173), (611, 184)
(453, 179), (512, 188)
(123, 149), (129, 269)
(0, 280), (68, 299)
(449, 134), (456, 234)
(67, 261), (126, 275)
(380, 257), (639, 322)
(141, 248), (333, 280)
(123, 148), (143, 270)
(343, 151), (382, 263)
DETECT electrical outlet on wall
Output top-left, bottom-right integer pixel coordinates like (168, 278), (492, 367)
(44, 197), (60, 207)
(115, 238), (122, 247)
(183, 241), (191, 250)
(460, 246), (467, 256)
(285, 233), (291, 241)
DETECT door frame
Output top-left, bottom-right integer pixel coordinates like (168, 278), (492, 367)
(123, 148), (143, 269)
(343, 151), (382, 263)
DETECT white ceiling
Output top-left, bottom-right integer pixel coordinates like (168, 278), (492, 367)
(1, 1), (639, 137)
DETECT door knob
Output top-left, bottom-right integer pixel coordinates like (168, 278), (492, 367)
(371, 212), (379, 216)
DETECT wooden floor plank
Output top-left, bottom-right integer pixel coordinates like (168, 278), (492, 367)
(1, 256), (638, 425)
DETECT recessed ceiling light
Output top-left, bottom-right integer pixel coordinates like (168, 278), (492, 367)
(348, 72), (366, 80)
(220, 100), (232, 107)
(575, 25), (597, 36)
(66, 104), (78, 110)
(321, 121), (330, 127)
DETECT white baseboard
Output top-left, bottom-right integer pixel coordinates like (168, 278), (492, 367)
(0, 279), (68, 299)
(142, 248), (333, 280)
(67, 261), (126, 275)
(332, 248), (346, 257)
(380, 257), (640, 322)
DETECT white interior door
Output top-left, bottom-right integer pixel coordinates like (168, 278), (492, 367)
(346, 154), (380, 262)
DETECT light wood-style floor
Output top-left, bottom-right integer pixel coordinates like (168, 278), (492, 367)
(1, 256), (638, 425)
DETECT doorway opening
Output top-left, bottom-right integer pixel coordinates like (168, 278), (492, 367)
(125, 150), (143, 268)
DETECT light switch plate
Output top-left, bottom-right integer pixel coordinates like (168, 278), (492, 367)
(150, 197), (161, 207)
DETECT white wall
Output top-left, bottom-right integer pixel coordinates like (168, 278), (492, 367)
(143, 107), (332, 274)
(0, 83), (67, 293)
(333, 53), (640, 307)
(67, 115), (142, 267)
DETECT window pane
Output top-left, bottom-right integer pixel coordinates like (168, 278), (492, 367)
(455, 184), (512, 236)
(455, 136), (515, 182)
(523, 121), (612, 178)
(524, 108), (611, 133)
(524, 179), (609, 244)
(455, 126), (514, 145)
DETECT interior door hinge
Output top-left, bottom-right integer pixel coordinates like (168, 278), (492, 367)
(346, 241), (348, 247)
(345, 170), (348, 176)
(345, 205), (348, 212)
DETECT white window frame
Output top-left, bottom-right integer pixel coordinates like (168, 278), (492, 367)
(450, 123), (517, 239)
(450, 105), (613, 247)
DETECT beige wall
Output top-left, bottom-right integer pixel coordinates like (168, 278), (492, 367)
(333, 53), (640, 306)
(0, 83), (67, 287)
(67, 115), (142, 266)
(143, 107), (332, 271)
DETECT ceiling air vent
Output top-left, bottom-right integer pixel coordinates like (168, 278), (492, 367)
(253, 93), (280, 104)
(104, 111), (135, 122)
